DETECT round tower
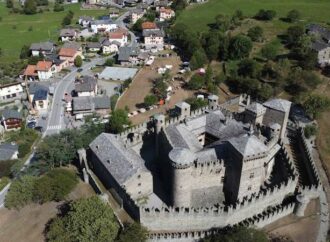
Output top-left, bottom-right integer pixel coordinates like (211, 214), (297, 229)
(153, 114), (165, 157)
(169, 148), (196, 207)
(294, 194), (310, 217)
(208, 95), (219, 110)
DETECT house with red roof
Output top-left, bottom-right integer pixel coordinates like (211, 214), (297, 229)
(159, 7), (175, 21)
(141, 21), (158, 30)
(107, 31), (128, 47)
(36, 60), (55, 80)
(59, 47), (83, 65)
(22, 65), (38, 81)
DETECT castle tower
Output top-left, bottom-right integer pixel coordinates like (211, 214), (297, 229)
(169, 148), (196, 207)
(174, 102), (190, 120)
(294, 194), (310, 217)
(208, 95), (219, 110)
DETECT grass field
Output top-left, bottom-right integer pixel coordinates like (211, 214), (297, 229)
(176, 0), (330, 32)
(0, 3), (108, 64)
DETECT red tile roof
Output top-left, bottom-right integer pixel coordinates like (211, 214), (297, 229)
(36, 61), (53, 71)
(59, 48), (77, 57)
(108, 32), (125, 39)
(23, 65), (37, 76)
(142, 21), (157, 30)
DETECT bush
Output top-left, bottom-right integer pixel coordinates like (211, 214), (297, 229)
(0, 177), (10, 191)
(247, 26), (263, 42)
(110, 94), (119, 110)
(255, 9), (276, 20)
(74, 55), (82, 67)
(229, 35), (253, 60)
(286, 9), (301, 23)
(304, 124), (318, 139)
(53, 3), (64, 12)
(105, 58), (114, 66)
(0, 159), (17, 178)
(144, 94), (158, 107)
(260, 41), (279, 60)
(187, 74), (204, 90)
(117, 223), (148, 242)
(186, 97), (208, 111)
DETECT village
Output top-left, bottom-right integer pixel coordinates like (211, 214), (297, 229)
(0, 0), (330, 242)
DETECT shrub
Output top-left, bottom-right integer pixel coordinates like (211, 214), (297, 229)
(187, 74), (204, 90)
(247, 26), (263, 42)
(255, 9), (276, 20)
(74, 55), (82, 67)
(304, 124), (318, 139)
(286, 9), (301, 23)
(105, 58), (114, 66)
(186, 97), (208, 111)
(144, 94), (158, 107)
(0, 177), (10, 191)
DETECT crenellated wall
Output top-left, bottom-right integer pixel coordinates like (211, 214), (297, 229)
(139, 176), (297, 231)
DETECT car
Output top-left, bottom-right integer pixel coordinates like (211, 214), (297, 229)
(34, 126), (44, 132)
(27, 121), (36, 129)
(77, 68), (83, 72)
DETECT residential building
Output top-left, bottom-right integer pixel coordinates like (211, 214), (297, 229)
(72, 96), (110, 118)
(59, 47), (83, 65)
(0, 82), (24, 102)
(130, 8), (145, 24)
(141, 21), (158, 30)
(29, 41), (55, 57)
(79, 16), (94, 28)
(36, 61), (55, 80)
(107, 31), (128, 47)
(143, 29), (164, 50)
(59, 29), (77, 42)
(86, 42), (102, 53)
(45, 54), (70, 73)
(22, 65), (38, 81)
(75, 75), (98, 97)
(159, 7), (175, 21)
(117, 46), (142, 66)
(63, 42), (83, 52)
(90, 19), (117, 33)
(1, 109), (22, 131)
(311, 41), (330, 67)
(100, 38), (120, 54)
(109, 9), (120, 18)
(0, 143), (19, 161)
(28, 83), (49, 111)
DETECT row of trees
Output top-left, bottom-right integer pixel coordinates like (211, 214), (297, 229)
(5, 169), (78, 209)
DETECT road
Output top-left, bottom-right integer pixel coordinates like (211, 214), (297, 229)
(115, 11), (137, 47)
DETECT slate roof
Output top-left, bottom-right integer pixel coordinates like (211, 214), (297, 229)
(307, 23), (330, 41)
(59, 48), (77, 57)
(28, 82), (49, 95)
(142, 29), (164, 37)
(263, 99), (291, 113)
(33, 89), (48, 101)
(0, 143), (18, 161)
(169, 147), (196, 166)
(91, 19), (114, 25)
(89, 133), (148, 185)
(30, 41), (54, 51)
(2, 109), (22, 120)
(228, 134), (268, 158)
(86, 42), (102, 49)
(118, 46), (140, 61)
(94, 96), (110, 109)
(79, 16), (93, 21)
(60, 29), (76, 37)
(175, 101), (190, 110)
(311, 41), (330, 51)
(63, 42), (82, 50)
(75, 76), (97, 93)
(73, 96), (110, 111)
(246, 102), (266, 115)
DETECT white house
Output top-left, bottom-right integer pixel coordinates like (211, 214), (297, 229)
(100, 38), (120, 54)
(90, 19), (117, 33)
(59, 29), (77, 42)
(311, 41), (330, 67)
(107, 31), (128, 47)
(0, 82), (24, 102)
(79, 16), (94, 28)
(159, 7), (175, 21)
(143, 29), (164, 50)
(30, 42), (55, 57)
(36, 61), (55, 80)
(131, 8), (145, 24)
(75, 76), (98, 97)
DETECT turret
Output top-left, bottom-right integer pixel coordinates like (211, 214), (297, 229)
(208, 95), (219, 110)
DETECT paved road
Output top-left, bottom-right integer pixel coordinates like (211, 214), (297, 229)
(115, 11), (137, 47)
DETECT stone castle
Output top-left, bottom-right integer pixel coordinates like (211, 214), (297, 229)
(86, 95), (321, 240)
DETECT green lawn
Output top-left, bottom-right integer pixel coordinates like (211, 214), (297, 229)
(0, 3), (108, 64)
(176, 0), (330, 32)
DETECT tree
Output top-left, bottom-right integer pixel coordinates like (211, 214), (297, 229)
(205, 33), (220, 60)
(190, 48), (208, 70)
(53, 2), (64, 12)
(255, 9), (276, 20)
(109, 109), (131, 134)
(105, 58), (114, 66)
(214, 14), (231, 32)
(171, 0), (187, 11)
(298, 49), (317, 70)
(6, 0), (13, 8)
(46, 196), (120, 242)
(304, 124), (318, 138)
(186, 98), (208, 111)
(74, 55), (82, 67)
(247, 26), (263, 42)
(203, 226), (268, 242)
(144, 94), (158, 107)
(117, 223), (148, 242)
(132, 18), (143, 32)
(286, 25), (305, 46)
(229, 35), (253, 60)
(187, 74), (204, 90)
(5, 175), (37, 209)
(286, 9), (301, 23)
(62, 11), (74, 26)
(261, 41), (279, 60)
(237, 59), (260, 78)
(304, 94), (330, 119)
(145, 10), (156, 22)
(23, 0), (37, 15)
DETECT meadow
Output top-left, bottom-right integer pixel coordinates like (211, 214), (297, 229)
(176, 0), (330, 32)
(0, 3), (108, 64)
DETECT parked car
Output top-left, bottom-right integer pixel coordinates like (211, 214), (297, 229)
(27, 121), (36, 129)
(34, 126), (44, 132)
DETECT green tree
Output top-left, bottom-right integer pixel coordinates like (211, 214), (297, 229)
(237, 59), (260, 78)
(186, 97), (208, 111)
(229, 35), (252, 60)
(23, 0), (37, 15)
(286, 25), (305, 46)
(6, 0), (13, 8)
(74, 55), (83, 67)
(109, 109), (131, 134)
(304, 94), (330, 119)
(144, 94), (158, 107)
(187, 74), (204, 90)
(145, 10), (156, 22)
(304, 124), (318, 138)
(53, 2), (64, 12)
(5, 175), (37, 209)
(105, 58), (115, 66)
(255, 9), (276, 20)
(247, 26), (263, 42)
(117, 223), (148, 242)
(286, 9), (301, 23)
(261, 41), (279, 60)
(132, 18), (143, 32)
(190, 48), (208, 70)
(46, 196), (120, 242)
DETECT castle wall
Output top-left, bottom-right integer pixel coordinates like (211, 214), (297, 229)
(262, 108), (288, 139)
(140, 177), (297, 231)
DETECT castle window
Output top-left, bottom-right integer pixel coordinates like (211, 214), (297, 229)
(221, 176), (224, 183)
(138, 183), (141, 186)
(107, 160), (110, 164)
(249, 173), (254, 179)
(248, 186), (252, 191)
(137, 175), (141, 179)
(138, 191), (141, 194)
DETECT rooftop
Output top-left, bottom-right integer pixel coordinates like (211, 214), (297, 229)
(263, 99), (291, 113)
(60, 28), (76, 37)
(59, 48), (77, 57)
(30, 41), (54, 51)
(36, 61), (53, 71)
(118, 46), (140, 61)
(141, 21), (158, 30)
(99, 67), (138, 81)
(2, 109), (22, 120)
(0, 143), (18, 161)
